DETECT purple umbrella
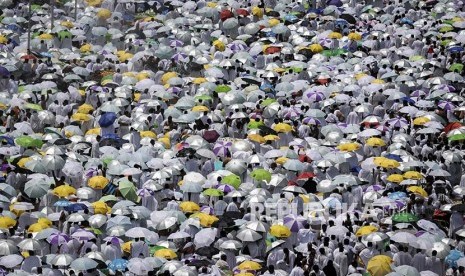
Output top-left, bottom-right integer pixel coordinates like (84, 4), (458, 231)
(387, 117), (409, 128)
(170, 40), (184, 47)
(305, 91), (326, 102)
(217, 184), (236, 193)
(283, 214), (308, 232)
(327, 0), (343, 6)
(200, 206), (214, 215)
(47, 233), (70, 245)
(137, 188), (153, 197)
(203, 130), (220, 143)
(213, 141), (232, 157)
(411, 90), (427, 97)
(71, 229), (96, 241)
(283, 107), (302, 119)
(229, 43), (248, 52)
(433, 84), (455, 92)
(303, 117), (321, 125)
(364, 184), (384, 192)
(439, 101), (456, 110)
(171, 52), (187, 62)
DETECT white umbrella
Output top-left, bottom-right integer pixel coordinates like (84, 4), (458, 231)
(236, 228), (262, 241)
(194, 228), (217, 248)
(70, 257), (98, 271)
(128, 258), (151, 276)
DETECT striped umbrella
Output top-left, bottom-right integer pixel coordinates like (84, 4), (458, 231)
(439, 101), (456, 110)
(387, 117), (409, 128)
(283, 214), (308, 232)
(213, 141), (232, 157)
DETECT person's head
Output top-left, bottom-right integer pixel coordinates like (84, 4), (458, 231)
(268, 265), (275, 274)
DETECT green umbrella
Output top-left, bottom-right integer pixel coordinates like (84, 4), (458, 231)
(261, 98), (277, 106)
(248, 120), (264, 129)
(195, 94), (213, 101)
(215, 85), (231, 93)
(86, 227), (103, 235)
(24, 103), (43, 111)
(449, 63), (464, 72)
(100, 195), (119, 202)
(31, 4), (42, 11)
(250, 168), (272, 182)
(58, 30), (72, 40)
(15, 136), (43, 148)
(449, 134), (465, 141)
(409, 55), (424, 62)
(443, 19), (454, 25)
(221, 174), (241, 188)
(118, 180), (139, 203)
(150, 245), (167, 255)
(391, 212), (419, 223)
(439, 26), (454, 32)
(322, 49), (347, 57)
(440, 39), (452, 46)
(101, 74), (113, 83)
(202, 188), (224, 197)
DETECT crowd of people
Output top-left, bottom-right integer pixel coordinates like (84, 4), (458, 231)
(0, 0), (464, 275)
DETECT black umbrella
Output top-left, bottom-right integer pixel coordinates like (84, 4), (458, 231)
(451, 204), (465, 213)
(258, 125), (277, 136)
(54, 138), (72, 146)
(203, 130), (220, 143)
(187, 259), (213, 268)
(339, 14), (356, 24)
(196, 247), (219, 258)
(176, 148), (196, 157)
(212, 216), (235, 228)
(223, 211), (243, 220)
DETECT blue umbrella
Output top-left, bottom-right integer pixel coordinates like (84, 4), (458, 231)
(449, 46), (464, 53)
(384, 154), (402, 162)
(400, 18), (413, 25)
(98, 112), (117, 128)
(0, 67), (10, 77)
(64, 203), (88, 212)
(445, 250), (464, 268)
(388, 192), (407, 200)
(326, 0), (343, 7)
(0, 135), (14, 145)
(108, 259), (129, 271)
(54, 200), (72, 207)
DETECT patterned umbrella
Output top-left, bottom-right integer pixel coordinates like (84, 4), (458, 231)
(283, 214), (308, 232)
(213, 141), (232, 157)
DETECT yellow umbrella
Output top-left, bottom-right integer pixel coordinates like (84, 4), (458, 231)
(269, 225), (291, 238)
(355, 73), (368, 80)
(366, 137), (386, 147)
(17, 157), (32, 168)
(273, 123), (292, 133)
(161, 72), (178, 85)
(264, 134), (279, 141)
(413, 117), (430, 126)
(268, 18), (280, 27)
(0, 216), (16, 229)
(248, 134), (265, 143)
(337, 142), (361, 152)
(0, 35), (8, 44)
(77, 103), (94, 114)
(251, 6), (264, 17)
(80, 44), (92, 53)
(190, 213), (219, 227)
(206, 2), (218, 8)
(158, 137), (170, 149)
(92, 201), (111, 214)
(122, 241), (132, 253)
(60, 21), (74, 28)
(38, 33), (54, 40)
(192, 105), (209, 112)
(28, 222), (49, 233)
(355, 225), (378, 237)
(136, 72), (150, 81)
(142, 16), (156, 22)
(387, 174), (404, 183)
(275, 157), (288, 165)
(309, 43), (323, 53)
(367, 255), (392, 276)
(347, 32), (362, 41)
(213, 40), (225, 51)
(86, 0), (102, 6)
(97, 9), (111, 19)
(53, 185), (77, 198)
(119, 53), (133, 62)
(88, 176), (109, 189)
(86, 128), (101, 135)
(237, 261), (262, 270)
(71, 113), (91, 122)
(38, 218), (52, 227)
(372, 79), (385, 84)
(328, 32), (342, 39)
(193, 77), (207, 84)
(235, 273), (254, 276)
(407, 186), (428, 197)
(179, 201), (200, 213)
(373, 157), (400, 168)
(154, 248), (177, 259)
(403, 171), (423, 180)
(140, 131), (157, 138)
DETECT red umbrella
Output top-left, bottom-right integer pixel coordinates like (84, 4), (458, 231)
(220, 10), (234, 21)
(297, 172), (315, 180)
(444, 122), (462, 134)
(236, 8), (249, 16)
(264, 46), (281, 55)
(20, 54), (37, 60)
